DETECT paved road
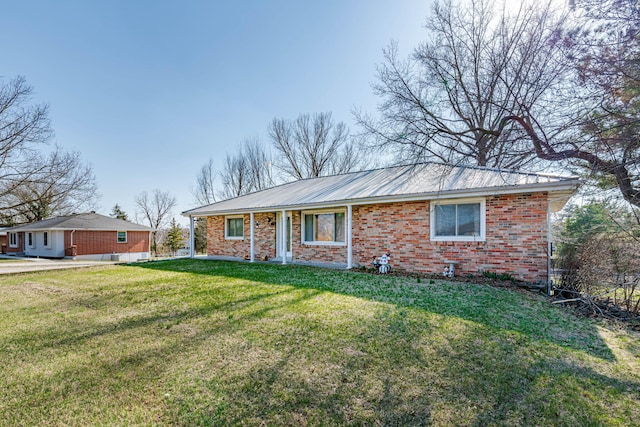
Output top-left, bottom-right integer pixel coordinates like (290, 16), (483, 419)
(0, 256), (116, 275)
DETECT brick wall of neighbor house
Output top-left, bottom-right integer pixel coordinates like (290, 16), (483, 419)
(352, 194), (549, 282)
(64, 230), (150, 256)
(5, 232), (23, 254)
(207, 213), (277, 260)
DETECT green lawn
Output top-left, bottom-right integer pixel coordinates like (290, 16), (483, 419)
(1, 259), (639, 426)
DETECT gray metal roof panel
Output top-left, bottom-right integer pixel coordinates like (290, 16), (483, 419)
(183, 163), (580, 216)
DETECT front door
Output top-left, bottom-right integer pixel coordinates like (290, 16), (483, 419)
(276, 212), (292, 259)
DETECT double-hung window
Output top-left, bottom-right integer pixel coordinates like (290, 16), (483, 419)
(302, 211), (345, 244)
(43, 231), (50, 248)
(225, 216), (244, 239)
(117, 231), (127, 243)
(431, 199), (485, 241)
(27, 232), (35, 248)
(9, 232), (18, 248)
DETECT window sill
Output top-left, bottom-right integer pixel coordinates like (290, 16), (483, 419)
(302, 241), (346, 247)
(225, 237), (244, 241)
(431, 236), (486, 242)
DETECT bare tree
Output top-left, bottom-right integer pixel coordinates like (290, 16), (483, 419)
(356, 0), (570, 169)
(0, 146), (98, 224)
(192, 157), (217, 206)
(539, 0), (640, 207)
(135, 189), (177, 256)
(269, 112), (363, 180)
(220, 138), (274, 199)
(244, 137), (274, 191)
(0, 76), (53, 218)
(359, 0), (640, 208)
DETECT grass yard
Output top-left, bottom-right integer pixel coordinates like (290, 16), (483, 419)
(1, 259), (639, 426)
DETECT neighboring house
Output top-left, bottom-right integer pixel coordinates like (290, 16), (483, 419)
(182, 163), (581, 283)
(4, 212), (153, 261)
(0, 227), (7, 253)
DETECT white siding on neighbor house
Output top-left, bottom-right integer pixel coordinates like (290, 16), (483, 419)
(75, 252), (149, 262)
(23, 230), (65, 258)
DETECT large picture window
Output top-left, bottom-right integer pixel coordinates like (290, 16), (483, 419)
(303, 211), (345, 244)
(225, 216), (244, 239)
(431, 199), (485, 241)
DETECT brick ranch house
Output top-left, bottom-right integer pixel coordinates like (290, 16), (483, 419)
(183, 163), (580, 284)
(4, 212), (153, 261)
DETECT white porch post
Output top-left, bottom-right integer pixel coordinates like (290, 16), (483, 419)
(347, 204), (353, 269)
(281, 209), (287, 265)
(250, 212), (255, 262)
(189, 216), (195, 258)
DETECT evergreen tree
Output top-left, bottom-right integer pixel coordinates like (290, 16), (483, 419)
(194, 218), (207, 254)
(110, 204), (128, 221)
(165, 218), (185, 255)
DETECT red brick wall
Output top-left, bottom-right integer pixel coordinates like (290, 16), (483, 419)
(207, 213), (277, 260)
(292, 210), (348, 263)
(205, 193), (549, 282)
(64, 230), (150, 256)
(352, 194), (548, 282)
(5, 232), (23, 253)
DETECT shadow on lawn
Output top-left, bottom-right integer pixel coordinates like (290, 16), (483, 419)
(133, 259), (616, 362)
(4, 259), (637, 425)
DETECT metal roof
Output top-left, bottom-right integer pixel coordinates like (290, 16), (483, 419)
(4, 212), (153, 232)
(183, 163), (581, 216)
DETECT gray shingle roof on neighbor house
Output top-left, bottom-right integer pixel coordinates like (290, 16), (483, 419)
(5, 212), (153, 232)
(183, 162), (581, 217)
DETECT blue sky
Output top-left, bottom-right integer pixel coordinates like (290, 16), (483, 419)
(2, 1), (432, 224)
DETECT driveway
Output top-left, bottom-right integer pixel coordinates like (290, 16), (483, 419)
(0, 255), (116, 275)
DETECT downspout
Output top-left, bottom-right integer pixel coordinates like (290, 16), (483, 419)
(189, 216), (195, 258)
(347, 204), (353, 269)
(250, 212), (255, 262)
(547, 201), (552, 296)
(70, 230), (75, 258)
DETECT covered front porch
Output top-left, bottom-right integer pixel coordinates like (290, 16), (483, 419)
(187, 206), (355, 269)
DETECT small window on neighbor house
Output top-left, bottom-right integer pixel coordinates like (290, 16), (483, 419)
(27, 232), (35, 248)
(9, 233), (18, 248)
(43, 231), (50, 248)
(431, 199), (485, 241)
(303, 211), (345, 244)
(225, 217), (244, 239)
(117, 231), (127, 243)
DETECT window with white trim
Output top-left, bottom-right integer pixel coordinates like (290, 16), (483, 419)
(225, 216), (244, 239)
(43, 231), (50, 248)
(9, 232), (18, 248)
(302, 210), (346, 244)
(117, 231), (127, 243)
(431, 199), (486, 241)
(27, 232), (35, 248)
